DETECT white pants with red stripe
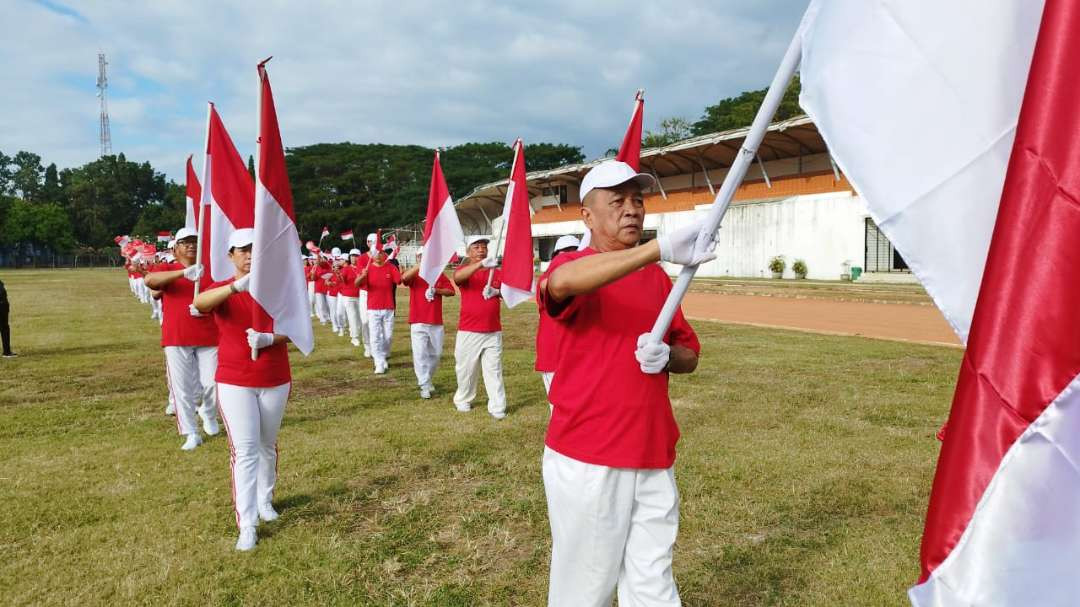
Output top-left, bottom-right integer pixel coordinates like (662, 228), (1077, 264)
(410, 323), (444, 388)
(307, 281), (315, 317)
(217, 382), (290, 529)
(542, 447), (681, 607)
(453, 330), (506, 415)
(314, 292), (330, 324)
(164, 346), (218, 436)
(368, 308), (394, 366)
(341, 296), (361, 340)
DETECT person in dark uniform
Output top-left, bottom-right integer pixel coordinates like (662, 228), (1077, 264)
(0, 278), (15, 357)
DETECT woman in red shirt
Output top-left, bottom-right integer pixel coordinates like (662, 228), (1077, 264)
(193, 229), (293, 552)
(357, 249), (401, 374)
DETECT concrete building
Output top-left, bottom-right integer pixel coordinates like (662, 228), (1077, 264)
(453, 116), (911, 281)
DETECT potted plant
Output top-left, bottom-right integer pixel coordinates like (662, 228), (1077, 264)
(768, 255), (786, 279)
(792, 259), (808, 279)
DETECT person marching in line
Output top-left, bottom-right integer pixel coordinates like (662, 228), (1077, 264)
(535, 234), (580, 407)
(326, 248), (343, 335)
(357, 246), (401, 374)
(451, 235), (507, 419)
(356, 232), (379, 358)
(401, 247), (455, 399)
(144, 228), (222, 450)
(339, 249), (363, 348)
(305, 256), (316, 318)
(538, 160), (708, 606)
(309, 253), (331, 325)
(0, 277), (16, 358)
(193, 228), (294, 552)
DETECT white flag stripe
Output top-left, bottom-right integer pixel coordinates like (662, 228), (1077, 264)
(251, 186), (313, 355)
(419, 194), (464, 287)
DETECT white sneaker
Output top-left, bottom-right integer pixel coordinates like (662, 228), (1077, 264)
(456, 404), (472, 413)
(363, 349), (372, 358)
(420, 386), (432, 399)
(181, 434), (203, 451)
(374, 362), (386, 375)
(165, 402), (176, 416)
(490, 411), (507, 420)
(351, 338), (360, 347)
(235, 526), (257, 551)
(258, 503), (280, 522)
(199, 410), (220, 436)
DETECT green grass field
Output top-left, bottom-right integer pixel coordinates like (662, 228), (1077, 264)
(0, 269), (961, 606)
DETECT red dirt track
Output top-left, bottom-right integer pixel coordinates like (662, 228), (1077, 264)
(681, 292), (961, 347)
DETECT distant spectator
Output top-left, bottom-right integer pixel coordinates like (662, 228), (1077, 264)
(0, 278), (14, 358)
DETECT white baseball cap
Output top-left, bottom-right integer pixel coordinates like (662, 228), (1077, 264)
(366, 233), (377, 243)
(349, 248), (361, 256)
(228, 228), (255, 250)
(553, 235), (580, 252)
(466, 234), (491, 246)
(331, 247), (342, 256)
(579, 160), (655, 203)
(175, 227), (198, 241)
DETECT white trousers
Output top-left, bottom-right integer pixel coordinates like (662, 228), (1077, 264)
(327, 294), (340, 330)
(368, 309), (394, 366)
(453, 331), (506, 414)
(341, 296), (361, 340)
(217, 382), (290, 529)
(410, 323), (444, 388)
(307, 282), (315, 316)
(358, 291), (371, 351)
(542, 447), (681, 607)
(314, 292), (330, 324)
(164, 346), (219, 436)
(138, 278), (150, 304)
(163, 352), (176, 408)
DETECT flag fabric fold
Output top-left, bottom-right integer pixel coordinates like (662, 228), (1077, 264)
(615, 90), (643, 171)
(418, 150), (465, 287)
(201, 103), (256, 282)
(497, 141), (534, 308)
(250, 60), (314, 356)
(185, 155), (201, 231)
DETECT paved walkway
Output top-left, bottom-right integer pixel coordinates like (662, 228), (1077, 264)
(681, 292), (961, 347)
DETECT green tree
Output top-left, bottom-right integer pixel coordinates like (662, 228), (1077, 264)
(643, 117), (693, 148)
(0, 151), (13, 196)
(691, 75), (803, 135)
(42, 163), (61, 203)
(60, 154), (170, 248)
(11, 151), (43, 202)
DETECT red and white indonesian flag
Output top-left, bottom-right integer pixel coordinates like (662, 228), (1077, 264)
(200, 103), (255, 282)
(497, 140), (534, 308)
(798, 1), (1080, 604)
(340, 229), (354, 241)
(156, 231), (172, 243)
(250, 60), (314, 356)
(383, 234), (399, 260)
(320, 226), (330, 239)
(185, 155), (201, 231)
(418, 150), (465, 287)
(615, 89), (644, 171)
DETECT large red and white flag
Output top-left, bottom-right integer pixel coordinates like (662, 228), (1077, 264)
(185, 155), (201, 231)
(497, 139), (534, 308)
(200, 103), (255, 282)
(418, 150), (465, 287)
(250, 59), (314, 356)
(615, 89), (644, 170)
(798, 1), (1079, 604)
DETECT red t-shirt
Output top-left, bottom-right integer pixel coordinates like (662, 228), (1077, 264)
(364, 263), (401, 310)
(540, 249), (701, 469)
(457, 266), (502, 333)
(208, 278), (291, 387)
(305, 265), (314, 283)
(311, 261), (330, 294)
(534, 264), (560, 372)
(406, 273), (454, 325)
(339, 266), (361, 297)
(157, 262), (218, 347)
(327, 273), (341, 296)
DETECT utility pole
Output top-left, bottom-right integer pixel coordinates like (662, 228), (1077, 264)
(97, 52), (112, 156)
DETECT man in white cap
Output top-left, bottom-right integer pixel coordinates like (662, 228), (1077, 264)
(326, 247), (344, 335)
(401, 247), (456, 399)
(451, 235), (507, 419)
(534, 234), (580, 403)
(356, 232), (379, 357)
(538, 159), (710, 605)
(339, 249), (364, 347)
(144, 227), (222, 451)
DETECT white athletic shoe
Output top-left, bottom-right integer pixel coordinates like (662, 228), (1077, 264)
(165, 402), (176, 416)
(258, 503), (280, 522)
(235, 526), (257, 551)
(351, 338), (360, 347)
(490, 411), (507, 420)
(181, 434), (203, 451)
(199, 410), (220, 436)
(456, 404), (472, 413)
(420, 386), (432, 399)
(374, 362), (386, 375)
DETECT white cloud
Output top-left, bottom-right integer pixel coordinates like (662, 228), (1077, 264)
(1, 0), (810, 182)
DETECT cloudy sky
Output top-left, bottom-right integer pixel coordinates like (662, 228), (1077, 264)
(2, 0), (809, 182)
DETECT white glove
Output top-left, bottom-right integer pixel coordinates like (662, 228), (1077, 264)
(482, 286), (501, 300)
(320, 273), (333, 280)
(182, 264), (204, 281)
(188, 304), (204, 317)
(232, 274), (250, 293)
(424, 286), (436, 302)
(246, 328), (275, 350)
(635, 333), (670, 374)
(481, 256), (498, 269)
(657, 222), (718, 266)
